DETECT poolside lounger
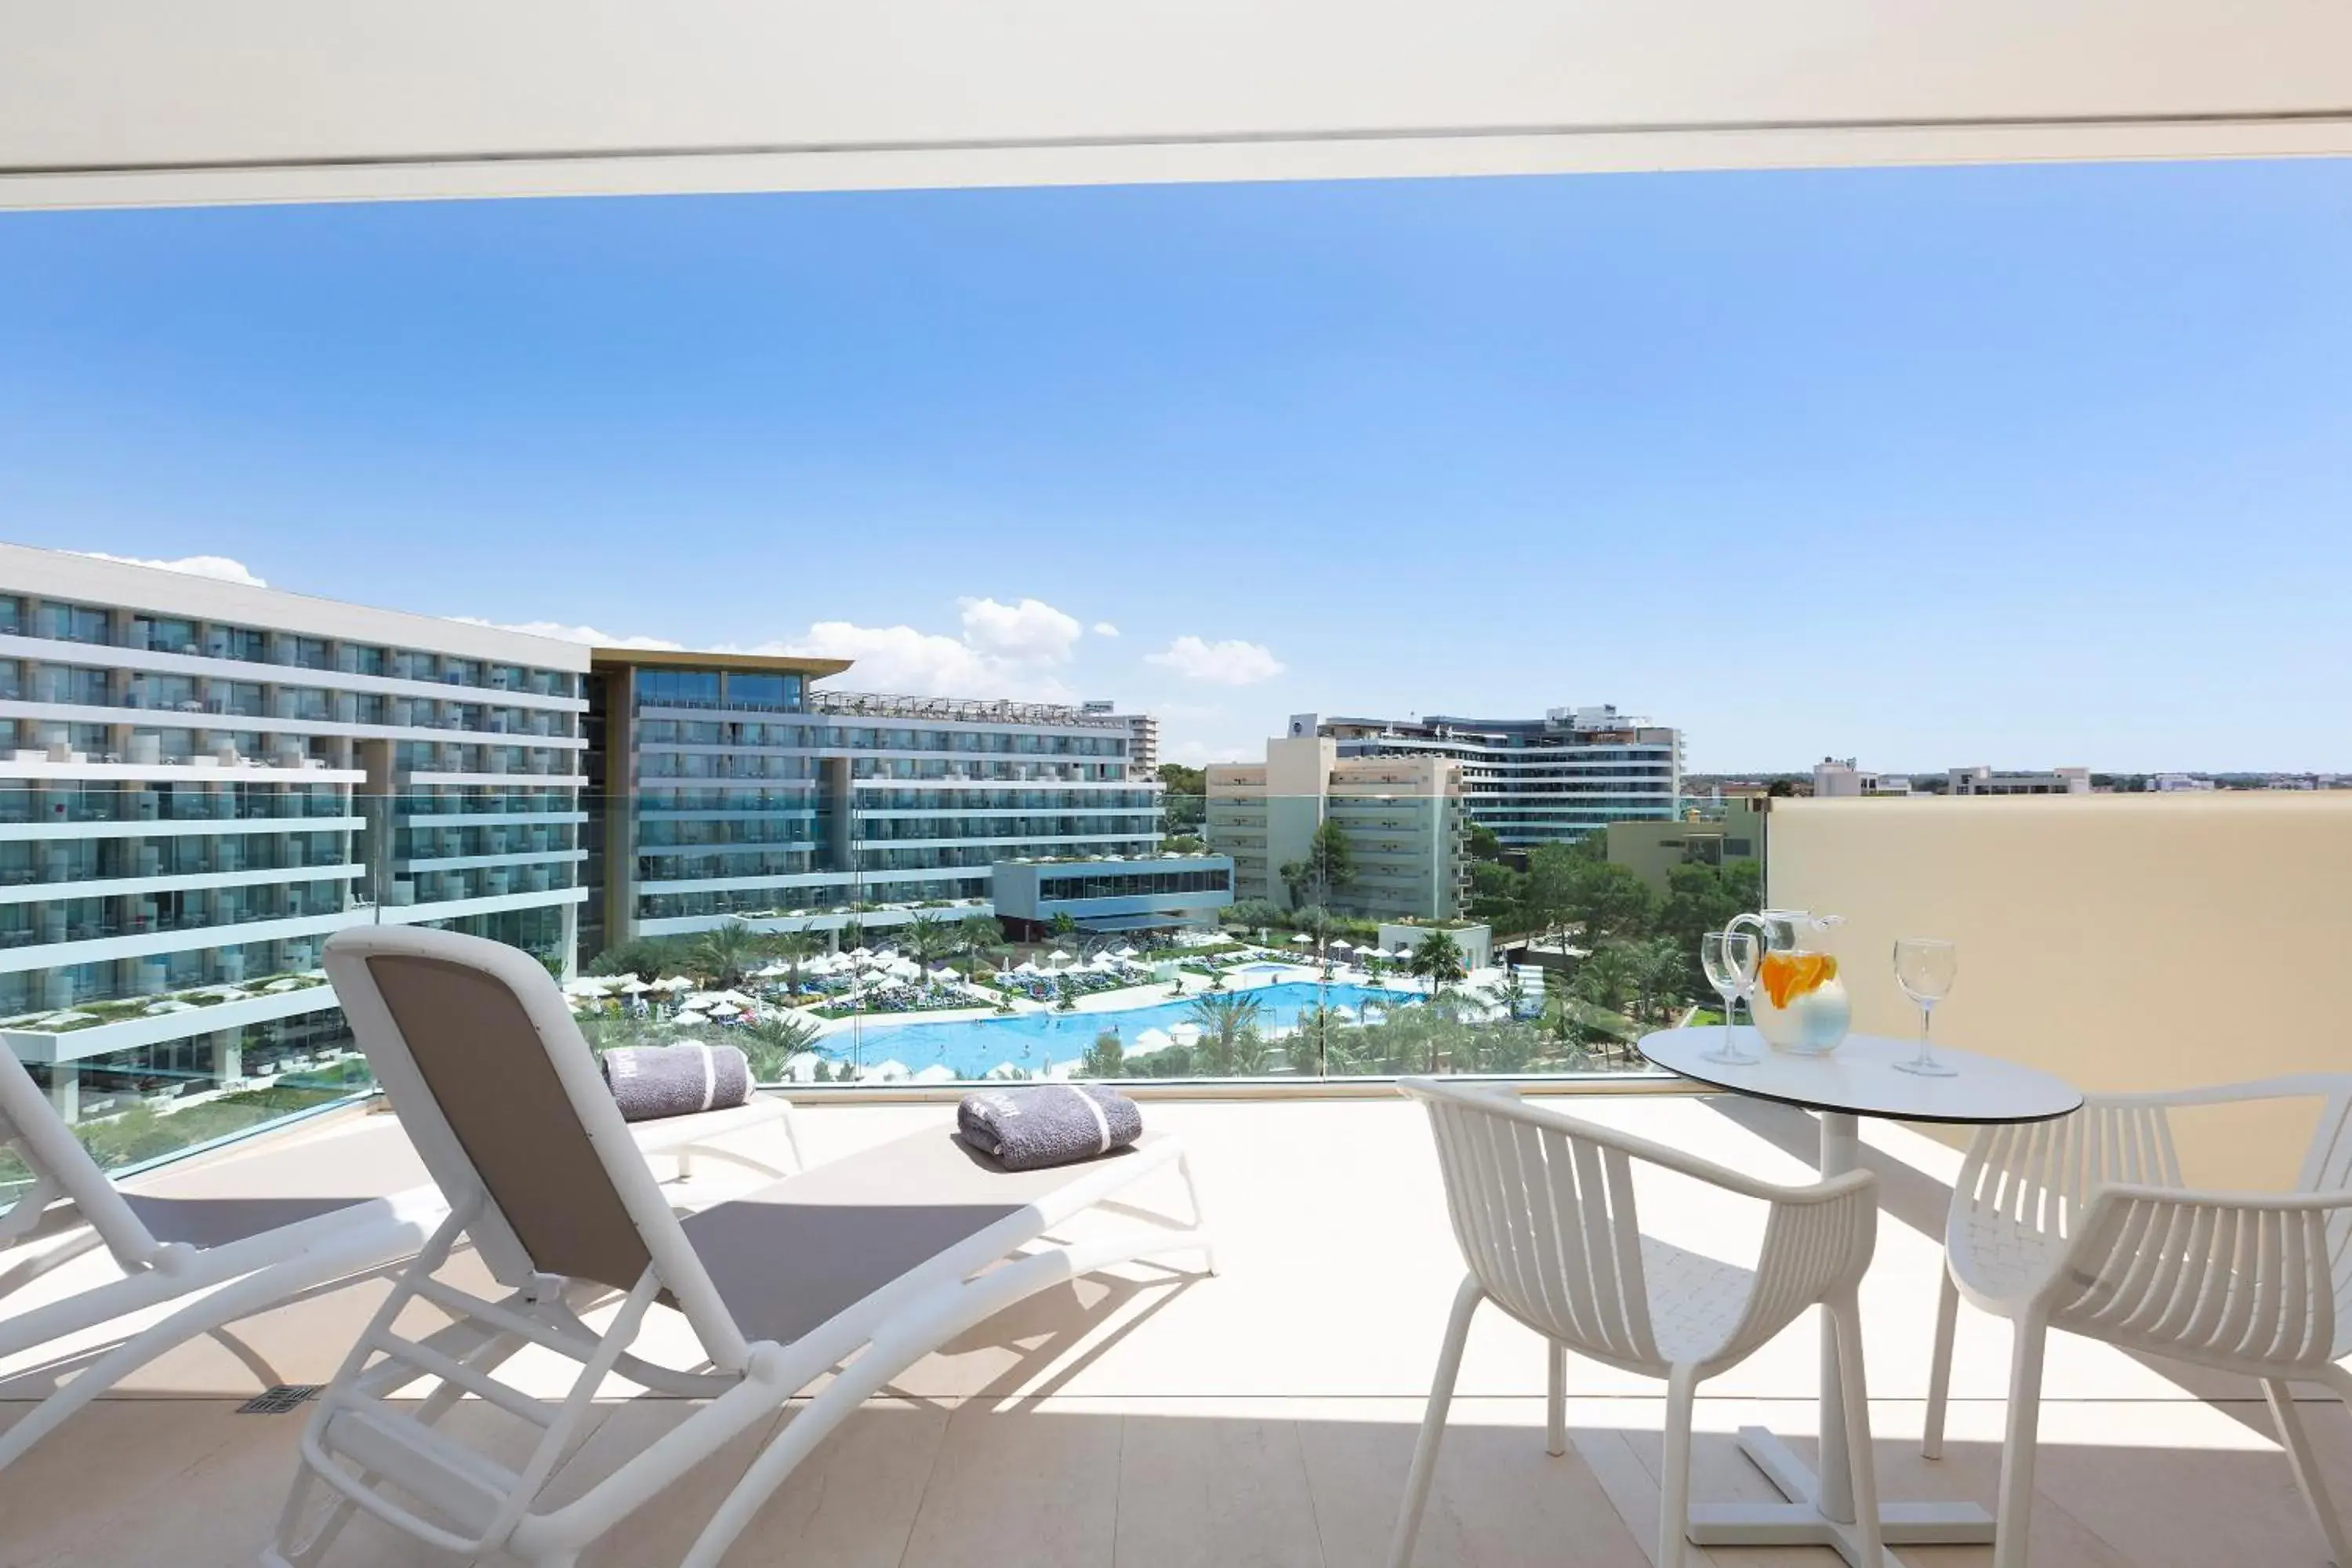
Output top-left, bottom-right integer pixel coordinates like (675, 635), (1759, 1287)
(267, 924), (1213, 1568)
(0, 1033), (799, 1472)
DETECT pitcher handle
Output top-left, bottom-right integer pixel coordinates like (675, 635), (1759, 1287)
(1725, 911), (1768, 945)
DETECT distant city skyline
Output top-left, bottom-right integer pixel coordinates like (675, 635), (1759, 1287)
(2, 158), (2347, 771)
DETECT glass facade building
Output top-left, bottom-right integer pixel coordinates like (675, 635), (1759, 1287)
(584, 653), (1168, 957)
(0, 543), (589, 1123)
(1300, 705), (1682, 851)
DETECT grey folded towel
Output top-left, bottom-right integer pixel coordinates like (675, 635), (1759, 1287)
(600, 1043), (753, 1123)
(957, 1085), (1142, 1171)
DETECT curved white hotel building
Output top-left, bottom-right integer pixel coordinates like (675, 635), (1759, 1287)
(0, 543), (589, 1120)
(1299, 705), (1682, 851)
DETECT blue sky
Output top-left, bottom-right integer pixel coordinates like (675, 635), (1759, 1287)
(2, 160), (2347, 772)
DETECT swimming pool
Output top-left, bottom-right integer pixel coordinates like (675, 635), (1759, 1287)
(827, 981), (1417, 1077)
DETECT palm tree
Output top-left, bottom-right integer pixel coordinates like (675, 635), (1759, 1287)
(957, 913), (1006, 960)
(903, 913), (953, 967)
(768, 931), (822, 996)
(1634, 935), (1688, 1025)
(737, 1012), (823, 1083)
(1186, 992), (1265, 1076)
(1406, 929), (1468, 1000)
(690, 920), (762, 989)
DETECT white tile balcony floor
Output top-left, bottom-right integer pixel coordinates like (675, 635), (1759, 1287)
(2, 1094), (2346, 1567)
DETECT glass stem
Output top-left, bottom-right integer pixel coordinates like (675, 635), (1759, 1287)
(1917, 1003), (1933, 1067)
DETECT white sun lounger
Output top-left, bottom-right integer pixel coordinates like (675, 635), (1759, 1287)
(0, 1027), (799, 1472)
(266, 924), (1214, 1568)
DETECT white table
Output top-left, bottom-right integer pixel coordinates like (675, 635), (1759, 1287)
(1637, 1026), (2083, 1568)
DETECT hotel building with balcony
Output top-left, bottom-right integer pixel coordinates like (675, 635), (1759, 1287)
(0, 544), (590, 1120)
(1294, 703), (1682, 852)
(1204, 736), (1467, 920)
(583, 650), (1205, 954)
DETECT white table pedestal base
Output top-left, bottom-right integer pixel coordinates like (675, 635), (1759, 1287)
(1686, 1425), (1994, 1566)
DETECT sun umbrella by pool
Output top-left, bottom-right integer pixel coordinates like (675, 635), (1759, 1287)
(864, 1059), (910, 1083)
(1134, 1028), (1174, 1051)
(1330, 939), (1354, 952)
(561, 977), (612, 996)
(1169, 1022), (1202, 1046)
(655, 975), (696, 992)
(1047, 949), (1073, 966)
(848, 947), (872, 960)
(912, 1063), (958, 1084)
(1113, 946), (1140, 960)
(1290, 933), (1312, 946)
(618, 978), (652, 995)
(1013, 960), (1041, 976)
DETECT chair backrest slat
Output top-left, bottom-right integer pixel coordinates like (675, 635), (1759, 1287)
(1417, 1088), (1658, 1365)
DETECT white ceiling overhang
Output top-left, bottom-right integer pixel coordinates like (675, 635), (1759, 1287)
(4, 2), (2350, 211)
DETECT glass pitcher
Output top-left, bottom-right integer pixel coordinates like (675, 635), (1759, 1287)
(1723, 909), (1852, 1054)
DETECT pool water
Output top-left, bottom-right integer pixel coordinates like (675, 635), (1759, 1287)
(829, 981), (1417, 1077)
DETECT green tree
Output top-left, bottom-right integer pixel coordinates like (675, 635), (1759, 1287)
(768, 931), (824, 996)
(689, 920), (762, 988)
(1407, 928), (1469, 999)
(737, 1013), (824, 1082)
(1572, 942), (1635, 1016)
(1305, 820), (1356, 901)
(1467, 823), (1504, 862)
(1633, 935), (1689, 1025)
(1163, 834), (1207, 855)
(1054, 972), (1080, 1011)
(1524, 844), (1582, 946)
(1158, 763), (1207, 833)
(1187, 992), (1266, 1075)
(903, 913), (955, 966)
(1566, 861), (1656, 944)
(1082, 1028), (1127, 1079)
(1048, 911), (1079, 938)
(956, 914), (1007, 976)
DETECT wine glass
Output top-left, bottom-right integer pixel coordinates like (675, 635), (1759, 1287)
(1699, 931), (1760, 1065)
(1892, 937), (1958, 1076)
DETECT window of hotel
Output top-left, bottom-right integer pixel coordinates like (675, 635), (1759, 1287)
(724, 673), (800, 709)
(130, 615), (200, 654)
(209, 623), (267, 662)
(637, 670), (720, 706)
(42, 601), (110, 644)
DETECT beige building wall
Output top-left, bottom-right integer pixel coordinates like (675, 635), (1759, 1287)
(1206, 740), (1464, 918)
(1607, 798), (1766, 893)
(1767, 794), (2352, 1189)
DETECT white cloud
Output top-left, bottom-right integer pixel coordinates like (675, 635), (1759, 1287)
(1092, 621), (1121, 637)
(956, 597), (1083, 664)
(460, 594), (1098, 701)
(79, 552), (267, 588)
(771, 596), (1091, 700)
(453, 617), (683, 651)
(1145, 635), (1286, 687)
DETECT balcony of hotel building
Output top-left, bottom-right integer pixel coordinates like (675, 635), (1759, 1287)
(9, 11), (2352, 1566)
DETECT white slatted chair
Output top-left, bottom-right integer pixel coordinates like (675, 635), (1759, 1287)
(1389, 1079), (1884, 1568)
(0, 1024), (797, 1471)
(1922, 1074), (2352, 1568)
(267, 923), (1212, 1568)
